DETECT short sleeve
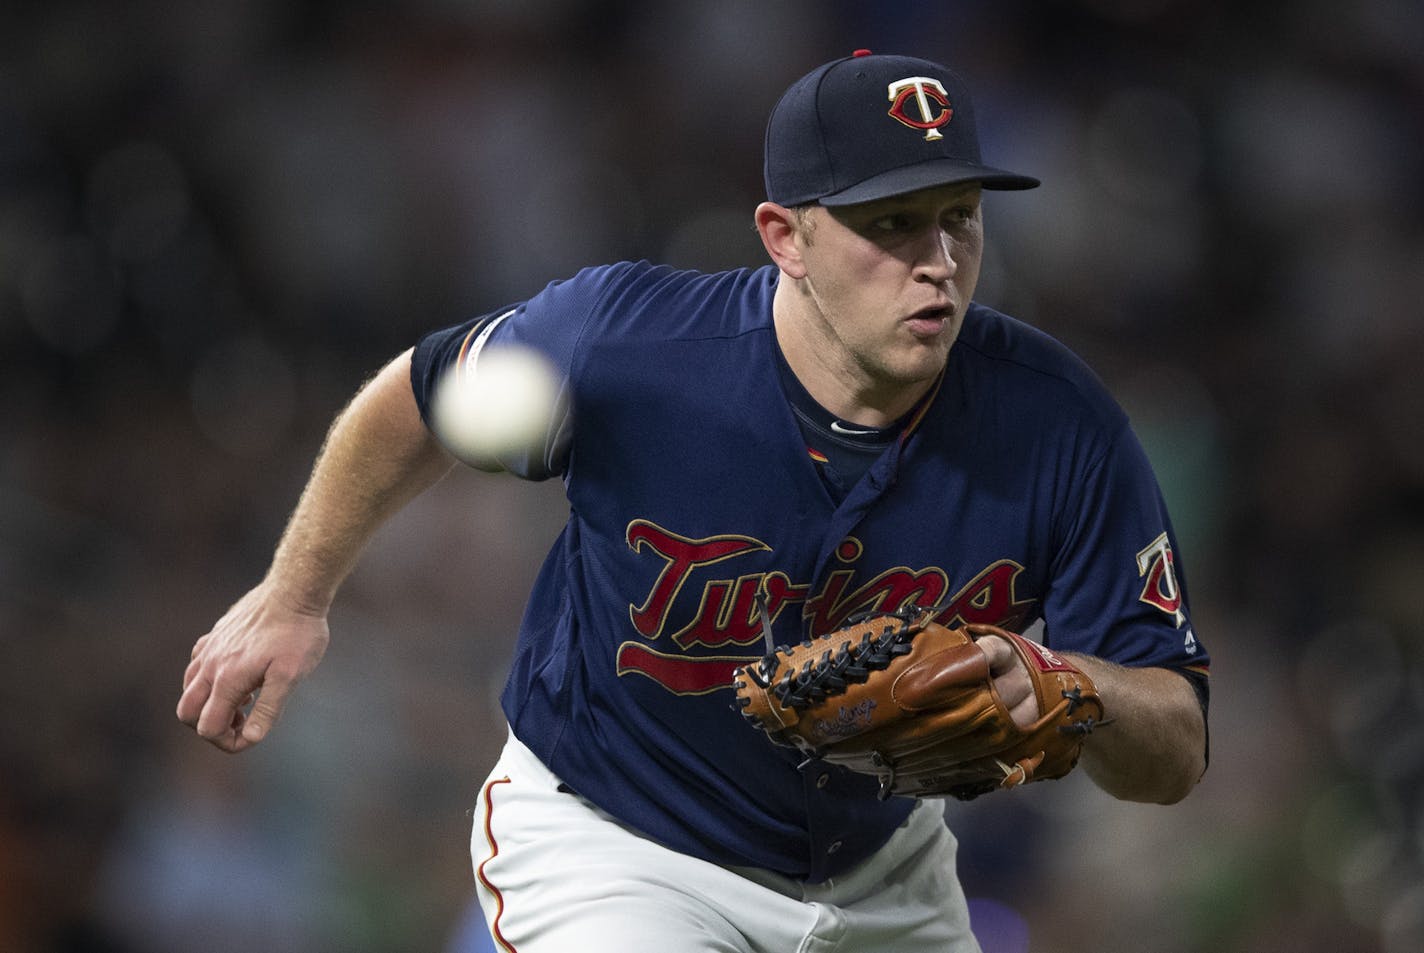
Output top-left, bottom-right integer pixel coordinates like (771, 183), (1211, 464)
(409, 263), (643, 479)
(1040, 424), (1209, 676)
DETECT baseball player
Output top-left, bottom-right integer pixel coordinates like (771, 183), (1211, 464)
(178, 51), (1209, 952)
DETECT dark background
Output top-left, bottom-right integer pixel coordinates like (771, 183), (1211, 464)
(3, 1), (1422, 951)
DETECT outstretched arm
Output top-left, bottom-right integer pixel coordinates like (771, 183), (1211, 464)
(177, 348), (455, 752)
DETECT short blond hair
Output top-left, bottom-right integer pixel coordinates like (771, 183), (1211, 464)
(791, 204), (816, 245)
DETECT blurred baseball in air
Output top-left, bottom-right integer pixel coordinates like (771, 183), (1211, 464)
(431, 344), (561, 465)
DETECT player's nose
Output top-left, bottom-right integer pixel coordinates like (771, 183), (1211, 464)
(914, 227), (958, 283)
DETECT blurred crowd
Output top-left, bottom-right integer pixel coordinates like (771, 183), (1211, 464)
(2, 1), (1421, 951)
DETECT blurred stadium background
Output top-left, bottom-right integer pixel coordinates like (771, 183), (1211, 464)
(3, 1), (1422, 951)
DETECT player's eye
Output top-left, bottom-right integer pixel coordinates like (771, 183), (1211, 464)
(944, 206), (975, 226)
(868, 213), (914, 233)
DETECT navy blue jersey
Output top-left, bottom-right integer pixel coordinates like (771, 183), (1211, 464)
(411, 261), (1209, 882)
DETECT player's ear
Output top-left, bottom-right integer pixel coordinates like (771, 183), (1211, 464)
(754, 202), (808, 279)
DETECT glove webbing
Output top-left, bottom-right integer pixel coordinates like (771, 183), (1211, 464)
(742, 606), (926, 711)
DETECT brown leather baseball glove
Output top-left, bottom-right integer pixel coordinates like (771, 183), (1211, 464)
(731, 606), (1107, 800)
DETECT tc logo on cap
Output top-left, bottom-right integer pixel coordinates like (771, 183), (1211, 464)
(886, 76), (953, 140)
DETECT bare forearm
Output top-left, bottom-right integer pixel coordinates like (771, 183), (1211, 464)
(266, 348), (454, 613)
(1067, 655), (1206, 804)
(178, 349), (453, 752)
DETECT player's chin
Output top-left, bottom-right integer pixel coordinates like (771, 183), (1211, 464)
(892, 335), (956, 379)
(876, 358), (949, 395)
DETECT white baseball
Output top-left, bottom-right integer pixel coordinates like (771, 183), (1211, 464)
(430, 344), (561, 464)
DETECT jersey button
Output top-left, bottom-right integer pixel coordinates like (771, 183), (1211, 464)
(826, 840), (842, 855)
(816, 773), (830, 789)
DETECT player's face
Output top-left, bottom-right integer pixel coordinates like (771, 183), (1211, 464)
(798, 183), (983, 398)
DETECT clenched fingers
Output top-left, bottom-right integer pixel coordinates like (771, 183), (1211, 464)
(177, 660), (256, 752)
(177, 589), (331, 752)
(976, 633), (1039, 729)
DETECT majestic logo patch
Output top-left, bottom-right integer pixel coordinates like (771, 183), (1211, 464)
(1136, 532), (1186, 628)
(887, 76), (953, 140)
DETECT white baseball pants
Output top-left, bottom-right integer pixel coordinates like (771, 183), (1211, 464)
(470, 731), (982, 953)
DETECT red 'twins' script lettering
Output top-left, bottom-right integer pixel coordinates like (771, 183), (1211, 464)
(618, 521), (1036, 695)
(626, 521), (768, 638)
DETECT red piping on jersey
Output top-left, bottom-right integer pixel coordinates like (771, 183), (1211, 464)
(898, 368), (946, 447)
(454, 325), (482, 382)
(476, 776), (518, 953)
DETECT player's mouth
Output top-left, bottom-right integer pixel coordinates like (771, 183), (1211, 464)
(904, 305), (953, 339)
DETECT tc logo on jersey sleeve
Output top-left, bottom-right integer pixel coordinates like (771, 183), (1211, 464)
(1136, 532), (1186, 628)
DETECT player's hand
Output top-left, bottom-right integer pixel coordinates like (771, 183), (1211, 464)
(177, 583), (330, 753)
(975, 632), (1038, 729)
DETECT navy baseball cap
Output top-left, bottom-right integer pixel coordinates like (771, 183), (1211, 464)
(764, 49), (1039, 207)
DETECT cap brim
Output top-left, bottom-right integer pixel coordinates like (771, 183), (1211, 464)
(817, 159), (1039, 206)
